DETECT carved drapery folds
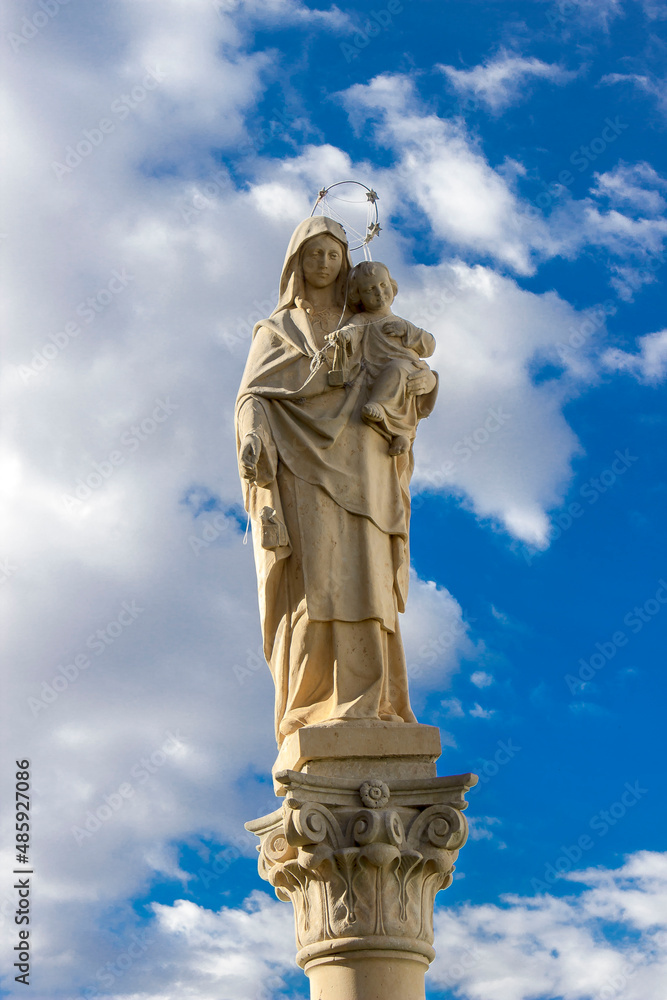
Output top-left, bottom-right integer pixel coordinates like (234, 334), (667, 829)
(246, 768), (476, 969)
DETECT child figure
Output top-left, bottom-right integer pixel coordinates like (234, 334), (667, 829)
(334, 261), (436, 456)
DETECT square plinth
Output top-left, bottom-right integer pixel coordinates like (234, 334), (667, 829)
(273, 721), (442, 794)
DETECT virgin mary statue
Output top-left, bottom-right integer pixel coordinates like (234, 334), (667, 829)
(235, 216), (438, 745)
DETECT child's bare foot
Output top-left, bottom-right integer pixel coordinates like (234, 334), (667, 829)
(389, 435), (410, 456)
(362, 402), (384, 423)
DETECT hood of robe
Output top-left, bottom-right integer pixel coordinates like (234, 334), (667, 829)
(271, 216), (353, 317)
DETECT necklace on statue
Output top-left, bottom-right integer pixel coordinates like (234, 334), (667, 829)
(309, 306), (341, 336)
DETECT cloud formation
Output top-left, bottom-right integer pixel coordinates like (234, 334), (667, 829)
(439, 51), (576, 113)
(66, 851), (666, 1000)
(430, 852), (667, 1000)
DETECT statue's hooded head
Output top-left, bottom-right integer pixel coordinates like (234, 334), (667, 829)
(272, 216), (353, 316)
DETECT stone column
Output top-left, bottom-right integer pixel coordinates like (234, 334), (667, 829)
(246, 722), (477, 999)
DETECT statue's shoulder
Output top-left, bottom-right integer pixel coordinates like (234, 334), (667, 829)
(251, 309), (312, 356)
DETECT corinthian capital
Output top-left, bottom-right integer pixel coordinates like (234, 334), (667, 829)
(246, 768), (476, 973)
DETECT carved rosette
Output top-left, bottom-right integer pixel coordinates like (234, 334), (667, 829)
(246, 769), (476, 969)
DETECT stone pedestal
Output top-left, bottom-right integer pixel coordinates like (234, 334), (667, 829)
(246, 723), (477, 999)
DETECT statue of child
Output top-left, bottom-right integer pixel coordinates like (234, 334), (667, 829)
(330, 261), (436, 455)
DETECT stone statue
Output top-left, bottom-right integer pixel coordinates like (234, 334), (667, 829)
(334, 259), (436, 456)
(235, 216), (438, 746)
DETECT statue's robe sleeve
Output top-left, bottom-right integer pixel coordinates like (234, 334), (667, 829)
(402, 321), (436, 359)
(401, 320), (439, 419)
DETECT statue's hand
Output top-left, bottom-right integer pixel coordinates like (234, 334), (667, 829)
(406, 367), (437, 397)
(382, 318), (408, 338)
(326, 328), (352, 346)
(240, 433), (261, 481)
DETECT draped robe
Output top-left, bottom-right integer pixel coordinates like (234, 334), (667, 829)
(234, 218), (437, 744)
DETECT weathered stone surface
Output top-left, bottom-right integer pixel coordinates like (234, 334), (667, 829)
(235, 217), (439, 743)
(246, 765), (477, 980)
(273, 721), (442, 792)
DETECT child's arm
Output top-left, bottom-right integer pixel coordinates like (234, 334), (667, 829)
(399, 319), (436, 358)
(381, 316), (409, 338)
(326, 317), (364, 353)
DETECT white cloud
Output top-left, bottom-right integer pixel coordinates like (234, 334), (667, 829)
(67, 851), (666, 1000)
(578, 203), (667, 300)
(149, 892), (297, 1000)
(441, 697), (465, 718)
(602, 329), (667, 382)
(338, 74), (667, 306)
(338, 73), (556, 274)
(490, 605), (511, 624)
(592, 162), (667, 216)
(471, 671), (494, 688)
(602, 71), (667, 114)
(469, 702), (495, 719)
(402, 571), (481, 697)
(581, 205), (667, 257)
(439, 51), (576, 113)
(468, 815), (503, 844)
(640, 0), (667, 19)
(440, 696), (497, 720)
(543, 0), (625, 33)
(397, 260), (586, 544)
(430, 852), (667, 1000)
(234, 0), (351, 30)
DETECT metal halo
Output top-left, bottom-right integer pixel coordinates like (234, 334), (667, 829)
(310, 180), (381, 252)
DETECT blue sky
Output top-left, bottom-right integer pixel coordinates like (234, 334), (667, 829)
(2, 1), (666, 998)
